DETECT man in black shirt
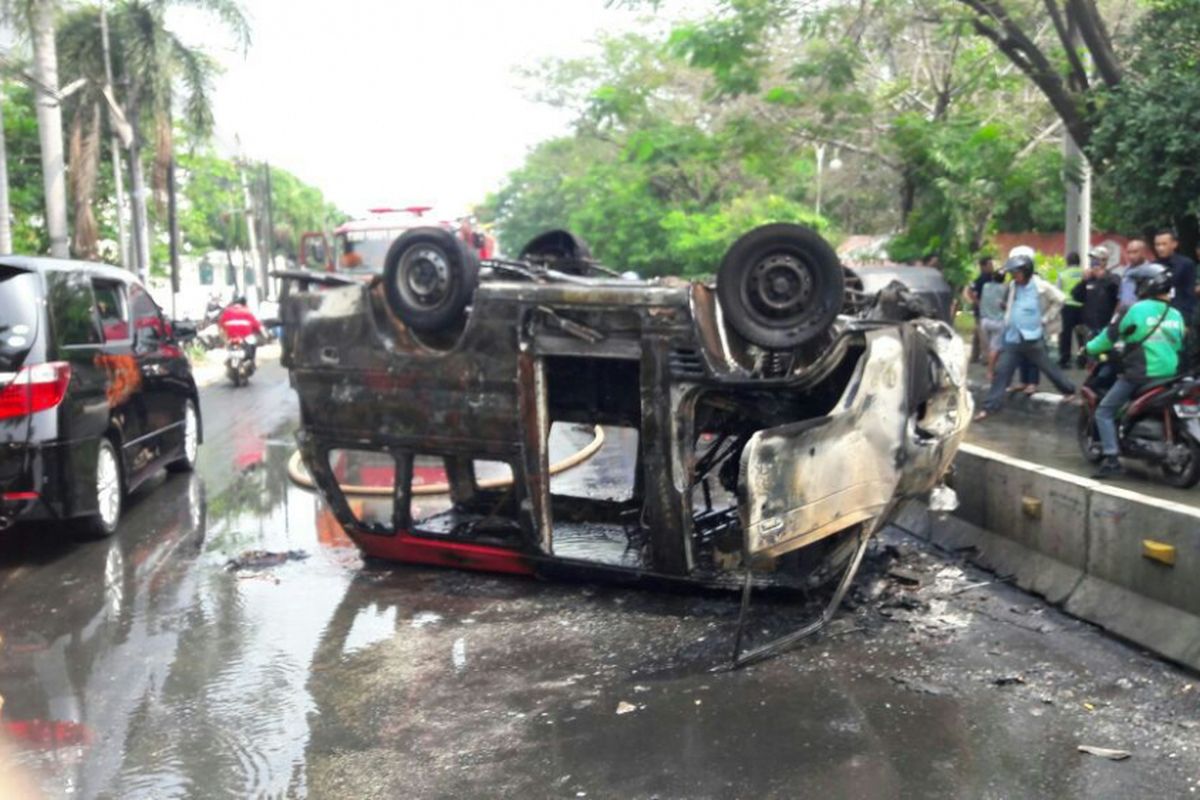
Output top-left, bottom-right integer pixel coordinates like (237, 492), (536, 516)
(963, 256), (994, 363)
(1072, 247), (1120, 351)
(1155, 228), (1197, 318)
(1156, 228), (1198, 369)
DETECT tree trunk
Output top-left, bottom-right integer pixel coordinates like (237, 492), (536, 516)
(900, 170), (916, 225)
(29, 0), (70, 258)
(0, 94), (12, 254)
(167, 155), (180, 315)
(128, 133), (152, 282)
(100, 2), (129, 270)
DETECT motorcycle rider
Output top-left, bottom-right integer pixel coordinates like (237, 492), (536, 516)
(218, 295), (266, 364)
(1084, 263), (1186, 479)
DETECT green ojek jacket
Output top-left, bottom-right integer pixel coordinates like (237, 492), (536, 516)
(1085, 299), (1186, 382)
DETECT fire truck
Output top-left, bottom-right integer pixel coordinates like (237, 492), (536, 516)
(299, 206), (495, 277)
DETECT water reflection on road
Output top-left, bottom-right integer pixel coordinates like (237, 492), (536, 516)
(0, 427), (365, 798)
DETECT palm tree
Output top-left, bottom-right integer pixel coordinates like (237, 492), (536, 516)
(1, 0), (71, 257)
(57, 0), (249, 273)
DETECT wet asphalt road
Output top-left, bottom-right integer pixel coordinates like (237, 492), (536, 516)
(0, 359), (1198, 799)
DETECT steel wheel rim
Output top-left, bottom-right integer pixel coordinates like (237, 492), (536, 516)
(398, 246), (451, 310)
(183, 404), (198, 464)
(742, 253), (817, 328)
(96, 444), (120, 528)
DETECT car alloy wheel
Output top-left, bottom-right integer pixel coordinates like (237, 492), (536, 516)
(183, 403), (198, 465)
(95, 440), (121, 531)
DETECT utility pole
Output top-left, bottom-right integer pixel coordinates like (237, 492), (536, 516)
(99, 1), (128, 270)
(235, 144), (259, 307)
(262, 161), (274, 299)
(167, 155), (181, 318)
(1063, 16), (1092, 259)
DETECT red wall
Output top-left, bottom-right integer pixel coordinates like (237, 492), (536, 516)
(992, 232), (1129, 259)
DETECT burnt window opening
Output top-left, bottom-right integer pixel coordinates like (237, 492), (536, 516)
(549, 423), (643, 568)
(407, 455), (524, 545)
(545, 356), (641, 427)
(328, 448), (395, 533)
(542, 355), (648, 566)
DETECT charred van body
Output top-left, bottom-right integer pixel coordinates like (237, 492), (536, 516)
(276, 224), (970, 597)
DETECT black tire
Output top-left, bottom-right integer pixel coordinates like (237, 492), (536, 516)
(1161, 437), (1200, 488)
(716, 223), (844, 349)
(167, 400), (199, 473)
(518, 229), (593, 274)
(1077, 407), (1103, 464)
(383, 227), (479, 333)
(76, 437), (122, 539)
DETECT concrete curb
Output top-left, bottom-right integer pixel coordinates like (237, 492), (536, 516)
(894, 443), (1200, 672)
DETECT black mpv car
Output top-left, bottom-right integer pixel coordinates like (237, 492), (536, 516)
(0, 258), (202, 536)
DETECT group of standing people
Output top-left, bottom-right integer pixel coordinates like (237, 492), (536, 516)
(965, 230), (1193, 479)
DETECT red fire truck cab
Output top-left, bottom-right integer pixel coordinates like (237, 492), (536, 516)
(299, 207), (495, 277)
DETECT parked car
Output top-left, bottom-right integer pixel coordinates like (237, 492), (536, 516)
(0, 258), (202, 536)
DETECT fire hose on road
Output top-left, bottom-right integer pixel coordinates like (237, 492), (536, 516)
(286, 424), (607, 496)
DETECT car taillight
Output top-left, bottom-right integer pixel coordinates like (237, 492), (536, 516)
(0, 362), (71, 420)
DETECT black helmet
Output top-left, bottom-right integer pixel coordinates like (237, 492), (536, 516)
(1127, 263), (1172, 299)
(1002, 253), (1035, 278)
(232, 295), (247, 306)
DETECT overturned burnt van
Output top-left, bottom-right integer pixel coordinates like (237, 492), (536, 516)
(277, 223), (970, 650)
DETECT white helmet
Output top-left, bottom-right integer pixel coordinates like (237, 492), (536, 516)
(1007, 245), (1035, 261)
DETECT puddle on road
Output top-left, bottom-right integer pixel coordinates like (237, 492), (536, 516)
(0, 426), (366, 799)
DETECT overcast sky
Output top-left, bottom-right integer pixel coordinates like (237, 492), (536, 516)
(176, 0), (690, 218)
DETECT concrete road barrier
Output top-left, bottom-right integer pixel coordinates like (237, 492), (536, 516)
(894, 443), (1200, 672)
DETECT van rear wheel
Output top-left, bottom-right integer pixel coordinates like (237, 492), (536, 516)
(167, 401), (199, 473)
(383, 227), (479, 333)
(77, 437), (122, 538)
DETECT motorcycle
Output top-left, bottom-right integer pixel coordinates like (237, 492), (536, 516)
(225, 337), (256, 387)
(1078, 363), (1200, 487)
(196, 321), (224, 351)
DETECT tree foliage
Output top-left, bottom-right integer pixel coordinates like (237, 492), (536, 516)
(480, 32), (836, 277)
(2, 83), (49, 254)
(177, 146), (341, 262)
(483, 3), (1072, 284)
(1088, 0), (1200, 233)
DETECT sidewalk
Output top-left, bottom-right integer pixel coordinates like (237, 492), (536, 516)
(190, 342), (282, 388)
(965, 359), (1087, 410)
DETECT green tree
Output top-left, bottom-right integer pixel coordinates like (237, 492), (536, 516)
(1, 0), (72, 256)
(176, 146), (343, 265)
(1088, 0), (1200, 238)
(486, 5), (1069, 279)
(260, 164), (344, 259)
(1, 82), (49, 253)
(55, 0), (250, 271)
